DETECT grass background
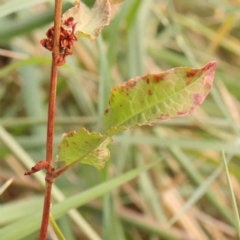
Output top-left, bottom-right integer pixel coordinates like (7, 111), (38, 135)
(0, 0), (240, 239)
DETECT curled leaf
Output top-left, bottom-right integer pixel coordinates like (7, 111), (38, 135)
(62, 0), (111, 41)
(104, 62), (217, 128)
(57, 127), (126, 170)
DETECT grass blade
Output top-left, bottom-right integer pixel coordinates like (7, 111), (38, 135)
(49, 214), (66, 240)
(222, 150), (240, 238)
(0, 159), (160, 240)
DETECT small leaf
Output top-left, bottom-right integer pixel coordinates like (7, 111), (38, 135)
(57, 127), (126, 170)
(104, 62), (217, 128)
(62, 0), (111, 41)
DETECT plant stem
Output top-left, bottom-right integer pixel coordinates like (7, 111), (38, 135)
(39, 0), (62, 239)
(40, 182), (53, 240)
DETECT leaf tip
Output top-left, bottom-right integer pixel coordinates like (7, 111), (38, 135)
(202, 61), (217, 87)
(204, 61), (217, 70)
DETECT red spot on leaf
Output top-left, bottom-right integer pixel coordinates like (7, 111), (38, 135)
(126, 80), (137, 88)
(186, 69), (198, 78)
(194, 93), (203, 106)
(146, 78), (150, 84)
(119, 87), (125, 93)
(186, 80), (191, 86)
(178, 107), (195, 116)
(148, 89), (153, 96)
(109, 96), (114, 103)
(64, 131), (75, 138)
(153, 73), (167, 83)
(177, 110), (189, 116)
(104, 108), (109, 114)
(157, 113), (170, 120)
(84, 141), (89, 144)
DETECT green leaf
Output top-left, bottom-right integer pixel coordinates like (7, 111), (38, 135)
(62, 0), (111, 41)
(57, 127), (126, 170)
(80, 137), (112, 170)
(104, 62), (217, 128)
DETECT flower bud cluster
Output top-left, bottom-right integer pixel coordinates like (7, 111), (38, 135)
(40, 17), (77, 66)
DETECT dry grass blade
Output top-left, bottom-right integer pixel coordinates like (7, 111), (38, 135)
(0, 178), (14, 195)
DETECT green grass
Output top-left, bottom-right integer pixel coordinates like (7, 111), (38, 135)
(0, 0), (240, 239)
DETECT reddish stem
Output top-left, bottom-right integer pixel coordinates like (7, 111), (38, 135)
(45, 59), (58, 167)
(39, 0), (62, 239)
(40, 182), (53, 239)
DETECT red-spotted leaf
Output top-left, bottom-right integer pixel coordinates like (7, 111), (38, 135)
(56, 126), (126, 170)
(62, 0), (111, 41)
(104, 62), (217, 128)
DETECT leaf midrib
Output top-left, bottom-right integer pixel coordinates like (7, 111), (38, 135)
(118, 71), (207, 127)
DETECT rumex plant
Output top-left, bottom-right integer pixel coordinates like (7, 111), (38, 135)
(24, 0), (217, 239)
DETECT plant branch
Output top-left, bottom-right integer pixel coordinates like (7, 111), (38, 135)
(46, 0), (62, 166)
(39, 0), (63, 239)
